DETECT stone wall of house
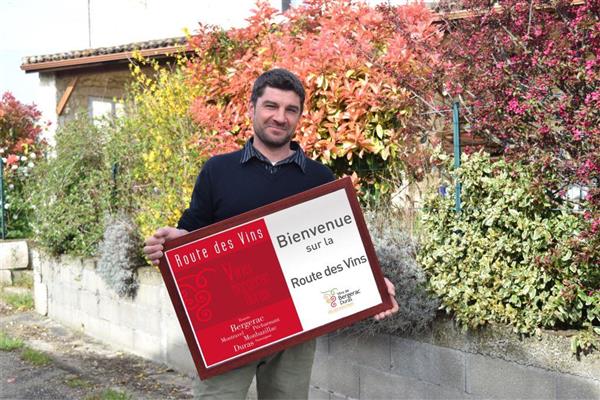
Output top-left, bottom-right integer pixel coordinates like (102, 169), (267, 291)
(31, 247), (600, 399)
(54, 67), (132, 124)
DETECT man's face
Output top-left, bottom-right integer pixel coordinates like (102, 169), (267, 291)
(249, 86), (302, 150)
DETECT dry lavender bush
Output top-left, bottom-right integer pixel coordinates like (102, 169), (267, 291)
(344, 207), (439, 336)
(97, 213), (143, 297)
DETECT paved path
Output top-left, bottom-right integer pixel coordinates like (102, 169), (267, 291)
(1, 299), (195, 400)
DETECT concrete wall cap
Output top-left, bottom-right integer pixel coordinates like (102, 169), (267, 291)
(0, 240), (29, 270)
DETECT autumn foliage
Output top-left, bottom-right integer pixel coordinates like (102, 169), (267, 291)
(440, 0), (600, 263)
(420, 0), (600, 350)
(0, 93), (46, 158)
(0, 92), (47, 237)
(186, 0), (443, 200)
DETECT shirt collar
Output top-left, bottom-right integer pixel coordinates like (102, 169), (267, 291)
(240, 137), (307, 173)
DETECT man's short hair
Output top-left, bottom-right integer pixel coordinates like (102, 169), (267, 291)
(251, 69), (306, 111)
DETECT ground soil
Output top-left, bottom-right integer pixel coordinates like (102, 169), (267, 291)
(0, 295), (195, 400)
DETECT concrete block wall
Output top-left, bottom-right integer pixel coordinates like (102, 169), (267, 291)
(31, 247), (195, 376)
(31, 247), (600, 399)
(311, 334), (600, 399)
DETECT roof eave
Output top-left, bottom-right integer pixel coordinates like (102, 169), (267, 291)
(21, 44), (192, 74)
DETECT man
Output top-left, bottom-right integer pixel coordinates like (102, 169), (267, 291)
(143, 68), (398, 399)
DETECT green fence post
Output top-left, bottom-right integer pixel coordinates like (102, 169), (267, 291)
(111, 162), (119, 208)
(453, 101), (462, 213)
(0, 157), (5, 239)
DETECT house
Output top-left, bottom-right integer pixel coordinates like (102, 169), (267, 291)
(18, 0), (303, 140)
(20, 37), (190, 130)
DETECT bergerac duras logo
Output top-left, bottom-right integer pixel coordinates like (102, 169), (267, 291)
(321, 287), (361, 313)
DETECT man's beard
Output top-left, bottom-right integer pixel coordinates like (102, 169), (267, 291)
(254, 125), (294, 149)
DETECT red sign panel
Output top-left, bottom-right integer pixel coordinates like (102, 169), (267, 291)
(159, 177), (391, 379)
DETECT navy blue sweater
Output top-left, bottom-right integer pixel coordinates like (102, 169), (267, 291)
(177, 147), (335, 232)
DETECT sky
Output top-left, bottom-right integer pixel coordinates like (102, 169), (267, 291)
(0, 0), (282, 107)
(0, 0), (402, 111)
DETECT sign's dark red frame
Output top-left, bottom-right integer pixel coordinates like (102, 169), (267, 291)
(158, 177), (391, 379)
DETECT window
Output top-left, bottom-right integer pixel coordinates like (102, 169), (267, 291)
(282, 0), (303, 11)
(566, 184), (589, 212)
(89, 97), (124, 126)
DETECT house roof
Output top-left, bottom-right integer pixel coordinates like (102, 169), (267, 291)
(21, 36), (190, 73)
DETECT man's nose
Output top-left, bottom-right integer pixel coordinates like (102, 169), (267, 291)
(273, 108), (286, 124)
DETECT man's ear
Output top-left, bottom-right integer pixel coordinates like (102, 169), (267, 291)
(248, 102), (255, 119)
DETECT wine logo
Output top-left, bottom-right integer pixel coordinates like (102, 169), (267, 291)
(322, 288), (339, 309)
(322, 287), (360, 313)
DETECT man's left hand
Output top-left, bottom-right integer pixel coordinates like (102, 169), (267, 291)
(374, 277), (399, 321)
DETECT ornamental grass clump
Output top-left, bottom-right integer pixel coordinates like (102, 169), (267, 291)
(346, 206), (439, 336)
(97, 213), (143, 297)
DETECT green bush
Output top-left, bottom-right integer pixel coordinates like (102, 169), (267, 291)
(29, 56), (203, 259)
(3, 170), (35, 238)
(116, 55), (204, 240)
(31, 115), (109, 257)
(418, 152), (599, 349)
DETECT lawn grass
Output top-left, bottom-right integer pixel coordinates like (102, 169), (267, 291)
(0, 331), (24, 351)
(65, 376), (93, 389)
(101, 389), (132, 400)
(21, 347), (52, 366)
(85, 389), (132, 400)
(0, 291), (34, 311)
(12, 273), (33, 289)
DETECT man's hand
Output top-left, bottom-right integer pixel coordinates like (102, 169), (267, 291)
(143, 227), (188, 265)
(374, 277), (399, 321)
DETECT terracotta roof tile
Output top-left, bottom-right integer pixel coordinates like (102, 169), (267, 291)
(22, 36), (187, 65)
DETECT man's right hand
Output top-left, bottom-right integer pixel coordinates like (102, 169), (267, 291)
(143, 227), (188, 265)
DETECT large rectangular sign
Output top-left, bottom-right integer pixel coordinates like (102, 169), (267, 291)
(158, 177), (391, 379)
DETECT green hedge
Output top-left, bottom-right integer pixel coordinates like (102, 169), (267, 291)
(31, 116), (108, 257)
(29, 59), (203, 267)
(418, 152), (599, 352)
